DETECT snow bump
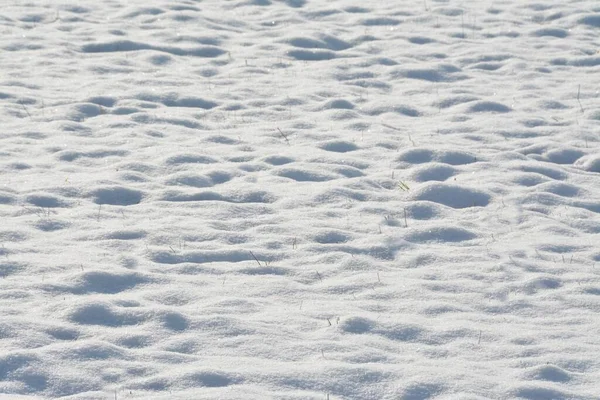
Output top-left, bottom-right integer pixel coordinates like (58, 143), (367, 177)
(410, 183), (491, 208)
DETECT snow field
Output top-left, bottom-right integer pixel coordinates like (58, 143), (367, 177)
(1, 0), (600, 399)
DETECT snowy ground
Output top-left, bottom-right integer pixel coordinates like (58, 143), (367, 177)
(1, 0), (600, 399)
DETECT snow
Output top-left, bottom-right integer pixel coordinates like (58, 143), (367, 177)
(1, 0), (599, 398)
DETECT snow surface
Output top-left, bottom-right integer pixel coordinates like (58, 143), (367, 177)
(1, 0), (600, 399)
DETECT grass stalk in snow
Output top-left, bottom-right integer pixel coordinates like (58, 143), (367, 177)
(577, 84), (584, 113)
(250, 251), (262, 267)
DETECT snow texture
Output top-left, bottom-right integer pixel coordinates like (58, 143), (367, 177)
(1, 0), (600, 399)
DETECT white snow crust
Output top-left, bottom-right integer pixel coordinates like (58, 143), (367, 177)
(1, 0), (600, 398)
